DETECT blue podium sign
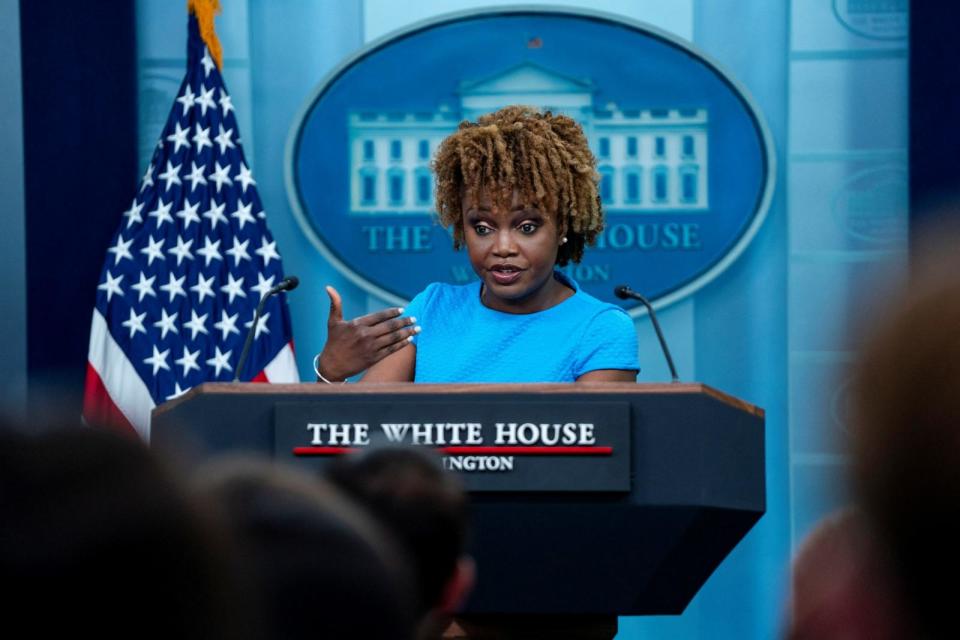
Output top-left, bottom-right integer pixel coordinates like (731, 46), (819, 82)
(286, 8), (774, 314)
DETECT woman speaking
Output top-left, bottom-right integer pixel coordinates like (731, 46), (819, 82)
(314, 106), (639, 384)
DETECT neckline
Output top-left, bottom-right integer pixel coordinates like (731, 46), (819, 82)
(476, 271), (579, 316)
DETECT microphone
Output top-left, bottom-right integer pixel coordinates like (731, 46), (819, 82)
(233, 275), (299, 382)
(270, 276), (300, 295)
(614, 284), (680, 383)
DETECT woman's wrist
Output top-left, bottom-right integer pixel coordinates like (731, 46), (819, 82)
(313, 353), (346, 384)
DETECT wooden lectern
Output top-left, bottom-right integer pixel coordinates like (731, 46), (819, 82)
(152, 382), (765, 639)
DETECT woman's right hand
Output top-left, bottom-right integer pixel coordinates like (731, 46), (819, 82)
(316, 286), (419, 382)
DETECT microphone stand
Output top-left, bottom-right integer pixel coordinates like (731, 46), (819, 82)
(234, 276), (299, 382)
(614, 285), (680, 383)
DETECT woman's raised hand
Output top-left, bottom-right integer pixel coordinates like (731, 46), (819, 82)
(316, 286), (419, 382)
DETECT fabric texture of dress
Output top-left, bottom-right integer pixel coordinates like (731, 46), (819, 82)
(402, 272), (640, 383)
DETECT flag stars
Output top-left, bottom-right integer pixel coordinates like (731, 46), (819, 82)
(190, 273), (215, 304)
(251, 273), (276, 300)
(159, 272), (187, 303)
(98, 271), (124, 302)
(226, 237), (251, 266)
(148, 198), (174, 228)
(206, 346), (233, 377)
(175, 345), (201, 376)
(184, 162), (207, 193)
(140, 235), (165, 266)
(221, 273), (247, 304)
(201, 200), (228, 230)
(123, 199), (144, 229)
(201, 49), (216, 77)
(230, 201), (256, 230)
(214, 124), (236, 154)
(219, 89), (234, 117)
(153, 308), (179, 339)
(144, 345), (171, 376)
(197, 236), (222, 267)
(107, 234), (134, 265)
(166, 382), (190, 401)
(168, 235), (195, 266)
(196, 84), (217, 117)
(183, 309), (209, 340)
(193, 123), (212, 153)
(233, 163), (255, 193)
(121, 308), (147, 339)
(131, 271), (157, 302)
(255, 238), (280, 266)
(158, 160), (182, 191)
(244, 310), (271, 340)
(176, 85), (196, 114)
(213, 310), (240, 341)
(166, 122), (190, 153)
(208, 161), (233, 193)
(175, 199), (201, 229)
(139, 163), (155, 192)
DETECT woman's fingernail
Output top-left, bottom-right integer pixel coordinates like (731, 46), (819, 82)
(397, 307), (405, 314)
(407, 335), (415, 342)
(414, 326), (422, 333)
(410, 316), (417, 324)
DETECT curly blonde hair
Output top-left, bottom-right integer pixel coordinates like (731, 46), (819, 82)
(432, 105), (603, 266)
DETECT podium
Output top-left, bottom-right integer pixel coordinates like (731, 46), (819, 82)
(152, 382), (764, 636)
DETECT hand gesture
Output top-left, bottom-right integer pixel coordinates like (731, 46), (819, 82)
(316, 286), (419, 382)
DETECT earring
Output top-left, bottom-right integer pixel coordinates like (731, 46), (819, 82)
(561, 236), (568, 244)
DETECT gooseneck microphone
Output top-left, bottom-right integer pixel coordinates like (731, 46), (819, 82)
(233, 276), (299, 382)
(269, 276), (300, 296)
(614, 284), (680, 383)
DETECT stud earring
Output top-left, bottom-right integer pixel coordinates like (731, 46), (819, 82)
(561, 236), (568, 244)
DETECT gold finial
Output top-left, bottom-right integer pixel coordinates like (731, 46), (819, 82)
(187, 0), (223, 70)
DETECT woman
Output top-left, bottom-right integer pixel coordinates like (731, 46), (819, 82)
(316, 106), (639, 383)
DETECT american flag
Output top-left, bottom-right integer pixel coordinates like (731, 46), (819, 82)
(83, 14), (298, 439)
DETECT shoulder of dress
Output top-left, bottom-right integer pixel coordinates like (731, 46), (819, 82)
(568, 288), (628, 316)
(414, 280), (479, 310)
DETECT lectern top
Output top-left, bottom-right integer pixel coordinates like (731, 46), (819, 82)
(153, 381), (763, 419)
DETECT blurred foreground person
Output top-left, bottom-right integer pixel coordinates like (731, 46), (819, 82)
(847, 240), (960, 639)
(786, 507), (911, 639)
(0, 426), (249, 639)
(196, 457), (418, 640)
(326, 446), (473, 639)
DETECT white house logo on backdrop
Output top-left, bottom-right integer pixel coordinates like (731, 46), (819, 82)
(832, 0), (908, 41)
(832, 164), (907, 246)
(347, 63), (708, 217)
(286, 9), (774, 314)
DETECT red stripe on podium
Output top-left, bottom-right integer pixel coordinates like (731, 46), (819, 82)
(293, 447), (359, 455)
(293, 445), (613, 456)
(440, 446), (612, 455)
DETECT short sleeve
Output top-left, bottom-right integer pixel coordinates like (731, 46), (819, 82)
(401, 283), (439, 346)
(573, 308), (640, 378)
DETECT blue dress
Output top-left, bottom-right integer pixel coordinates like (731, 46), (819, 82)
(402, 272), (640, 383)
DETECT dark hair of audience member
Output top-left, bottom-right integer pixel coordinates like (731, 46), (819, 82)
(325, 445), (470, 619)
(0, 425), (252, 639)
(785, 507), (912, 640)
(194, 457), (418, 640)
(850, 237), (960, 639)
